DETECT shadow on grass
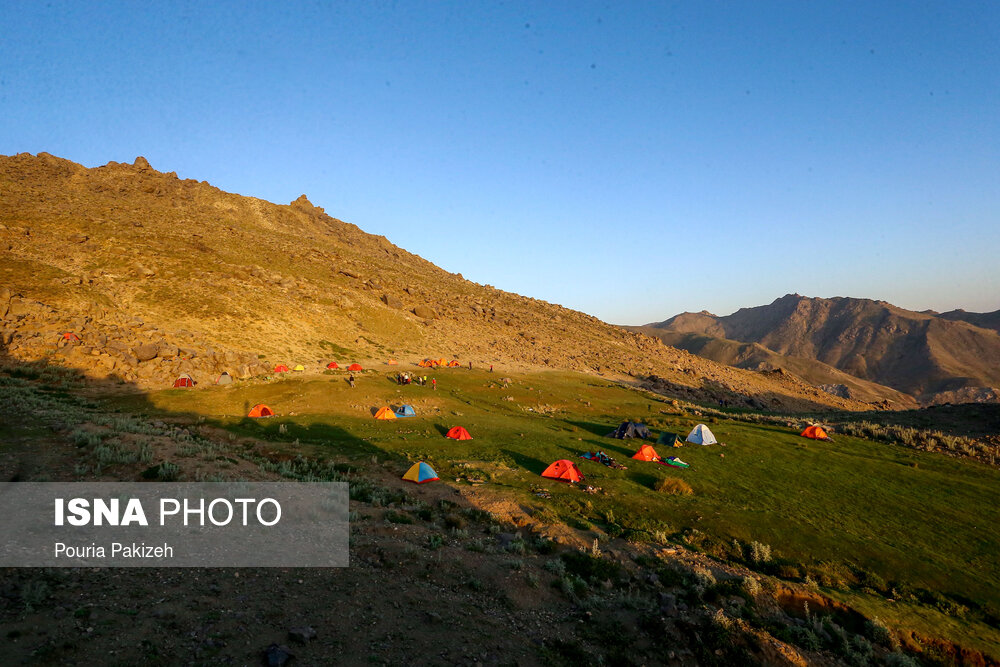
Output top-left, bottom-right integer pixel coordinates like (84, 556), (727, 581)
(502, 449), (549, 476)
(433, 423), (449, 437)
(565, 419), (614, 437)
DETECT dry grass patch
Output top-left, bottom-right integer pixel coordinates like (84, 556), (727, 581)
(653, 477), (693, 495)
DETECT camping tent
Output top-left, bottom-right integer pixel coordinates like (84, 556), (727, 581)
(607, 421), (652, 439)
(274, 364), (289, 373)
(387, 359), (398, 365)
(62, 332), (81, 342)
(215, 372), (233, 385)
(686, 424), (717, 445)
(656, 432), (683, 448)
(326, 362), (339, 369)
(374, 407), (397, 420)
(437, 358), (447, 366)
(396, 404), (416, 417)
(248, 404), (274, 418)
(347, 363), (363, 371)
(293, 364), (305, 372)
(402, 461), (439, 484)
(173, 374), (195, 388)
(801, 425), (832, 441)
(447, 360), (461, 367)
(631, 444), (660, 461)
(445, 426), (472, 440)
(541, 460), (584, 483)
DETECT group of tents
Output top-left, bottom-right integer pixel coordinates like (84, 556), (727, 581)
(172, 371), (234, 388)
(374, 405), (418, 420)
(608, 421), (718, 447)
(417, 358), (461, 368)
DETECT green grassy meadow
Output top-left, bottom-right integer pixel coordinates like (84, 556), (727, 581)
(111, 366), (1000, 653)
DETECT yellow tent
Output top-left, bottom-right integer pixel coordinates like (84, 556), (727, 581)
(293, 364), (305, 372)
(374, 407), (397, 420)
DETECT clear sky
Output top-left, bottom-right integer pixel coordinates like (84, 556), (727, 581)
(2, 1), (998, 323)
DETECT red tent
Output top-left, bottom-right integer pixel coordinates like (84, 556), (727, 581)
(62, 332), (81, 342)
(326, 362), (339, 369)
(541, 460), (584, 483)
(801, 425), (832, 440)
(445, 426), (472, 440)
(172, 375), (194, 388)
(631, 444), (660, 461)
(248, 404), (274, 418)
(347, 363), (363, 371)
(274, 364), (289, 373)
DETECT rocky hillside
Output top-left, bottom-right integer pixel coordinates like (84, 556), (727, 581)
(645, 294), (1000, 405)
(0, 152), (879, 412)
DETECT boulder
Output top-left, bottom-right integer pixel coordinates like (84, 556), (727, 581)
(133, 342), (159, 362)
(381, 294), (404, 309)
(412, 305), (439, 320)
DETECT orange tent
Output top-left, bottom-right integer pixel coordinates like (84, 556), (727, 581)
(374, 407), (397, 420)
(445, 426), (472, 440)
(437, 358), (447, 366)
(62, 332), (81, 341)
(541, 460), (584, 483)
(248, 404), (274, 418)
(326, 362), (339, 369)
(447, 360), (461, 367)
(347, 363), (363, 371)
(387, 359), (398, 365)
(274, 364), (289, 373)
(631, 444), (660, 461)
(801, 425), (831, 440)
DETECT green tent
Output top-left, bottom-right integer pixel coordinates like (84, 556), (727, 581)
(656, 432), (683, 448)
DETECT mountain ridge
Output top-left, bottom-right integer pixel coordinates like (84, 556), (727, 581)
(645, 294), (1000, 405)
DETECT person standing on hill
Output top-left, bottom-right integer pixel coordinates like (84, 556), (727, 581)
(490, 365), (493, 372)
(432, 378), (436, 391)
(348, 374), (355, 388)
(468, 361), (472, 370)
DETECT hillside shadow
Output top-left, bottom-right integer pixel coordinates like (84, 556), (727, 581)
(501, 448), (549, 475)
(566, 419), (615, 437)
(432, 423), (449, 436)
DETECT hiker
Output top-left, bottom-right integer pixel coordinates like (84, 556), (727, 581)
(469, 361), (472, 370)
(490, 364), (493, 372)
(348, 374), (355, 388)
(422, 375), (427, 386)
(432, 378), (436, 390)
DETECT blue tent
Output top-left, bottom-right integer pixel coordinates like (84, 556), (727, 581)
(402, 461), (438, 484)
(396, 404), (416, 417)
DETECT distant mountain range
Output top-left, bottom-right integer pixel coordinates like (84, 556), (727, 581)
(633, 294), (1000, 406)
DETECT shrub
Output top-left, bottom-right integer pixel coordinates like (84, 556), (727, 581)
(543, 558), (566, 577)
(748, 540), (772, 564)
(742, 575), (762, 597)
(653, 477), (694, 495)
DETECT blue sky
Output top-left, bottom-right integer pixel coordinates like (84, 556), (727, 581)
(2, 1), (998, 323)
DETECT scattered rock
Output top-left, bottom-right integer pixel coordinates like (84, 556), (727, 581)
(382, 294), (404, 309)
(264, 643), (294, 666)
(68, 234), (88, 244)
(287, 626), (316, 644)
